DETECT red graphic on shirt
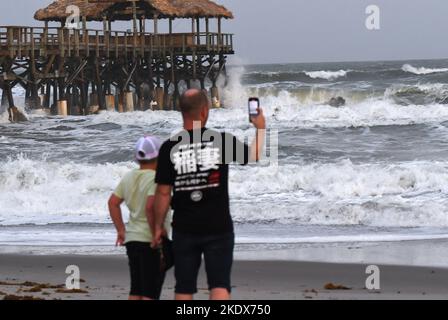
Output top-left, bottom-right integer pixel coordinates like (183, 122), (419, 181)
(208, 171), (221, 185)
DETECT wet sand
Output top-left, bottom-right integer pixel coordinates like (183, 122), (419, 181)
(1, 254), (448, 300)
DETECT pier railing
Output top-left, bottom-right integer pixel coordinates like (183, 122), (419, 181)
(0, 26), (234, 59)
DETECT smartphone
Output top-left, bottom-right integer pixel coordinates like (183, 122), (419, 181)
(248, 97), (260, 122)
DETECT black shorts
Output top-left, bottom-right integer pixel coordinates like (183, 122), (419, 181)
(173, 231), (235, 295)
(125, 242), (166, 299)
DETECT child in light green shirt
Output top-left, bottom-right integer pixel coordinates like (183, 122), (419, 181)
(108, 136), (170, 300)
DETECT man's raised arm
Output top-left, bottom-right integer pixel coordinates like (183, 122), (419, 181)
(249, 108), (267, 162)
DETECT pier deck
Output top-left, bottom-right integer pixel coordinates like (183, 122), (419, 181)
(0, 26), (234, 60)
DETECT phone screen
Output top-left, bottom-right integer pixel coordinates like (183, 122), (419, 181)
(248, 98), (259, 116)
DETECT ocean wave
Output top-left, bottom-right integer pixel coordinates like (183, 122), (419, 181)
(244, 93), (448, 128)
(1, 226), (448, 249)
(230, 160), (448, 227)
(305, 70), (349, 80)
(402, 64), (448, 75)
(2, 156), (448, 228)
(242, 68), (413, 84)
(91, 109), (182, 129)
(4, 65), (448, 129)
(241, 64), (448, 86)
(215, 69), (448, 128)
(243, 69), (355, 83)
(72, 97), (448, 130)
(237, 233), (448, 244)
(385, 83), (448, 106)
(7, 88), (448, 131)
(232, 160), (448, 198)
(0, 155), (134, 225)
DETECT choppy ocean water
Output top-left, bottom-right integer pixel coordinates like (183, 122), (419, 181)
(2, 59), (448, 257)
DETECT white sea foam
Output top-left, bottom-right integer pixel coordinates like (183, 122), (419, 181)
(385, 83), (448, 95)
(0, 111), (9, 124)
(0, 155), (134, 225)
(90, 109), (182, 128)
(402, 64), (448, 75)
(1, 227), (448, 251)
(240, 160), (448, 199)
(2, 156), (448, 228)
(231, 159), (448, 199)
(237, 233), (448, 244)
(79, 94), (448, 130)
(305, 70), (349, 80)
(229, 160), (448, 227)
(219, 96), (448, 129)
(219, 65), (247, 108)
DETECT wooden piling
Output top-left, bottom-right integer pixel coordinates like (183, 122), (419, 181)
(211, 86), (220, 108)
(117, 92), (124, 113)
(105, 94), (116, 112)
(43, 82), (51, 109)
(155, 87), (164, 110)
(124, 91), (134, 112)
(89, 92), (100, 114)
(3, 81), (15, 121)
(67, 88), (81, 116)
(57, 100), (68, 117)
(1, 90), (8, 108)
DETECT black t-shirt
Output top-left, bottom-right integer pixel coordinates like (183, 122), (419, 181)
(156, 128), (250, 235)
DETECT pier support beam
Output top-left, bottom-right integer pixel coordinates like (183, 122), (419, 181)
(4, 82), (14, 120)
(164, 93), (172, 111)
(163, 81), (171, 111)
(117, 92), (124, 113)
(51, 81), (58, 115)
(211, 86), (220, 108)
(89, 93), (100, 114)
(155, 86), (164, 110)
(105, 94), (116, 112)
(124, 91), (134, 112)
(57, 100), (68, 117)
(39, 93), (46, 110)
(4, 81), (27, 122)
(43, 82), (51, 110)
(68, 87), (82, 116)
(1, 90), (8, 110)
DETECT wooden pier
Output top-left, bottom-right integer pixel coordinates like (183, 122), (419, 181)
(0, 0), (234, 122)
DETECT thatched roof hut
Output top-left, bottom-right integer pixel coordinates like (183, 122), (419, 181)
(34, 0), (111, 22)
(34, 0), (234, 22)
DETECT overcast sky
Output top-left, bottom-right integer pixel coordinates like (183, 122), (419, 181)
(1, 0), (447, 64)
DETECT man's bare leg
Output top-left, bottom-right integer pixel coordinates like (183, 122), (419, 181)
(176, 293), (194, 300)
(210, 288), (230, 300)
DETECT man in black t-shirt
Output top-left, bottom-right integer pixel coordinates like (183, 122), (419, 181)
(152, 89), (266, 300)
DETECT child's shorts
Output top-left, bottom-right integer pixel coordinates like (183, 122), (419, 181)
(125, 241), (166, 299)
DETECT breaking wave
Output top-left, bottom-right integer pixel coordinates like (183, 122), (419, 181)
(2, 156), (448, 228)
(305, 70), (349, 80)
(402, 64), (448, 75)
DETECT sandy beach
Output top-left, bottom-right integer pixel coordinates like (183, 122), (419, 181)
(1, 253), (448, 300)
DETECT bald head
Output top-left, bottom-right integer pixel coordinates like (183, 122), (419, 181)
(180, 89), (210, 118)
